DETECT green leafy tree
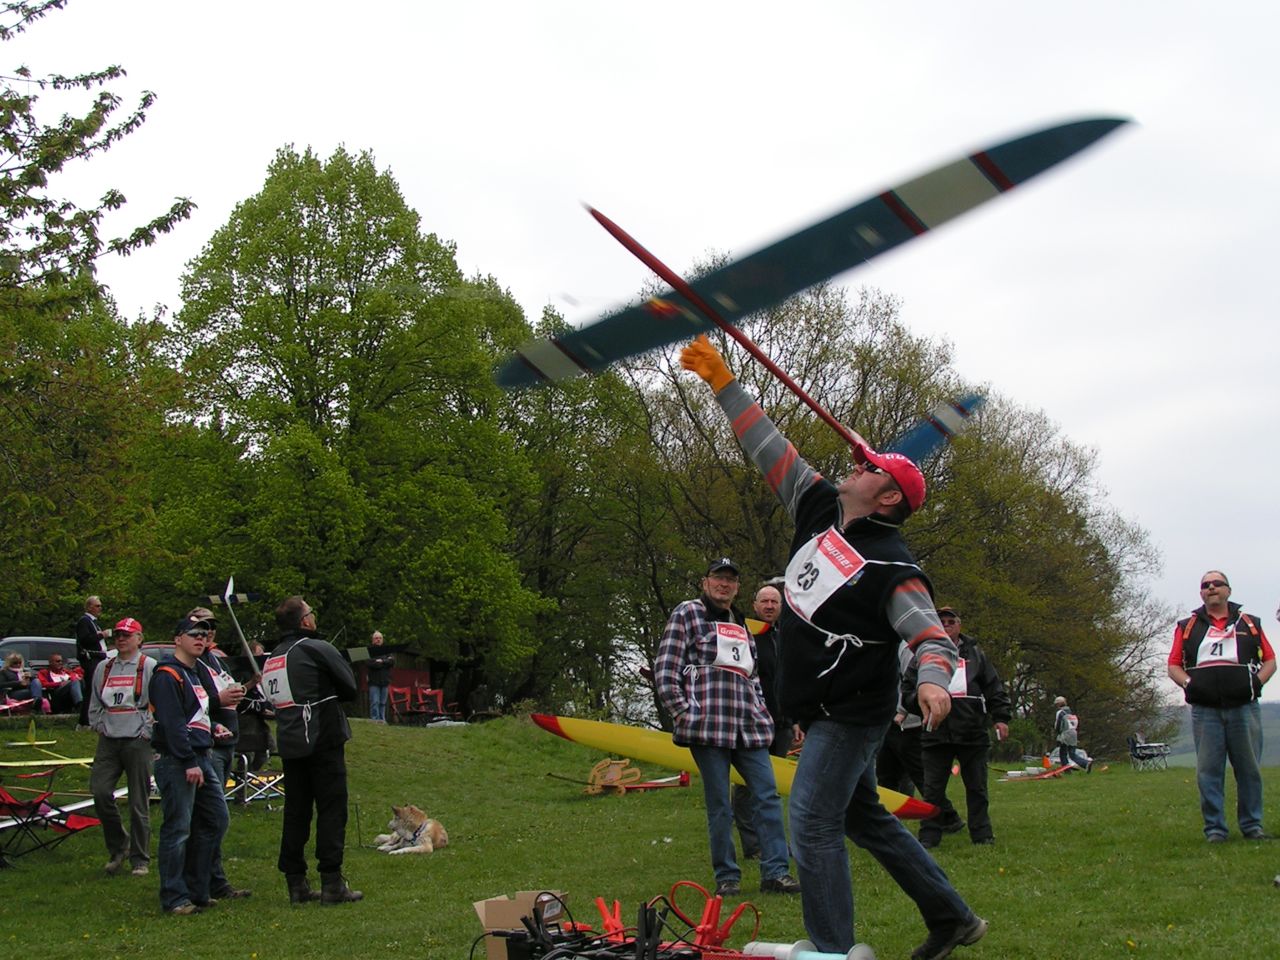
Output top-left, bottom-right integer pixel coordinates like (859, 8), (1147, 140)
(0, 1), (190, 631)
(166, 146), (544, 703)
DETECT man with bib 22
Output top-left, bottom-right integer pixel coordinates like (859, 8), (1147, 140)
(654, 559), (800, 898)
(264, 597), (361, 904)
(682, 335), (985, 960)
(1168, 571), (1275, 842)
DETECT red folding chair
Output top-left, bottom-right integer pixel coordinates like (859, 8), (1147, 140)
(0, 772), (101, 867)
(387, 685), (429, 725)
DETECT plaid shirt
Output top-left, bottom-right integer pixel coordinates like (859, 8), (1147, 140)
(654, 597), (775, 749)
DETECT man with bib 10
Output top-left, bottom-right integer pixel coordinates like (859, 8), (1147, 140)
(1168, 571), (1275, 843)
(653, 558), (800, 898)
(681, 335), (986, 960)
(264, 596), (361, 904)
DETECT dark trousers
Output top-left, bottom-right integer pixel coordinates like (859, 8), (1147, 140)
(731, 724), (794, 857)
(918, 742), (992, 843)
(876, 722), (925, 796)
(278, 746), (348, 876)
(78, 653), (106, 725)
(90, 735), (153, 865)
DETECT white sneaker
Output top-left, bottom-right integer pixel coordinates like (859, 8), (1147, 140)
(131, 864), (149, 877)
(104, 854), (126, 875)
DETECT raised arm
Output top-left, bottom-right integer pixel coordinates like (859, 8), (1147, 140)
(681, 335), (821, 520)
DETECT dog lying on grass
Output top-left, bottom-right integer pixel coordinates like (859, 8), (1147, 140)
(373, 803), (449, 854)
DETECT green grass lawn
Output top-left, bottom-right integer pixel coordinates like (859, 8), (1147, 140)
(2, 715), (1277, 960)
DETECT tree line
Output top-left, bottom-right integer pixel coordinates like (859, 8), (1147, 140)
(0, 1), (1174, 755)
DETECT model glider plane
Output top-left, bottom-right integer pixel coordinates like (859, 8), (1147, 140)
(497, 117), (1127, 390)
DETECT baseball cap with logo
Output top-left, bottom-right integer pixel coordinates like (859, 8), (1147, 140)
(852, 441), (927, 512)
(706, 557), (740, 576)
(114, 617), (143, 635)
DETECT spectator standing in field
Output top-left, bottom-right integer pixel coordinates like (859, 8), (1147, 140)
(89, 617), (156, 877)
(75, 595), (109, 727)
(654, 559), (800, 897)
(731, 581), (803, 861)
(1168, 571), (1275, 842)
(265, 596), (362, 904)
(366, 631), (394, 723)
(906, 607), (1011, 850)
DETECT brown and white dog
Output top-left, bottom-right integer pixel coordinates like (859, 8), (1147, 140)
(374, 803), (449, 855)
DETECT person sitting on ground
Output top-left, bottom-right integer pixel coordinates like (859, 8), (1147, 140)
(37, 654), (85, 713)
(2, 652), (45, 709)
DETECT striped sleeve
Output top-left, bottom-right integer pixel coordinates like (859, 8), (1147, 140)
(887, 578), (956, 689)
(715, 380), (820, 520)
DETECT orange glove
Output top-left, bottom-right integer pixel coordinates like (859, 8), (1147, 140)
(679, 334), (734, 393)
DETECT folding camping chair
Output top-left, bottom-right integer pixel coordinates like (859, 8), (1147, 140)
(225, 761), (286, 807)
(1127, 736), (1170, 771)
(0, 771), (101, 867)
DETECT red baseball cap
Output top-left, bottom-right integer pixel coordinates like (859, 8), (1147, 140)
(114, 617), (143, 635)
(853, 442), (926, 512)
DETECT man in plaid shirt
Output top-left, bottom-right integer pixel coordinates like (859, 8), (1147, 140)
(654, 558), (800, 898)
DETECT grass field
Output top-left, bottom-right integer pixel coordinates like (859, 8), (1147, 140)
(2, 715), (1277, 960)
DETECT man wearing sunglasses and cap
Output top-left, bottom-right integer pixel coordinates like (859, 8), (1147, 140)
(1168, 571), (1275, 842)
(682, 336), (984, 960)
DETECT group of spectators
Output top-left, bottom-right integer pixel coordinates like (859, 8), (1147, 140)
(62, 594), (363, 914)
(1, 651), (85, 713)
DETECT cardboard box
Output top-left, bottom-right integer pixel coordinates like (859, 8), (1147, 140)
(473, 890), (568, 960)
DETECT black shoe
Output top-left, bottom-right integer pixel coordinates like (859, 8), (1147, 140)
(760, 874), (801, 894)
(1207, 834), (1228, 844)
(1244, 830), (1275, 840)
(713, 880), (741, 897)
(320, 872), (363, 904)
(912, 914), (988, 960)
(940, 819), (966, 835)
(919, 836), (940, 849)
(212, 885), (252, 899)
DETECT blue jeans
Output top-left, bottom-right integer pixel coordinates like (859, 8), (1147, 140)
(688, 744), (790, 885)
(790, 720), (971, 953)
(1191, 702), (1264, 837)
(369, 684), (388, 722)
(154, 753), (229, 910)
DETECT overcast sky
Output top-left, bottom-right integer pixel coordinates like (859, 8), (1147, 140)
(15, 2), (1278, 699)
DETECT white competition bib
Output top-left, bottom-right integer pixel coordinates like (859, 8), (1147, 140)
(262, 654), (297, 708)
(189, 682), (211, 733)
(785, 526), (868, 621)
(1197, 625), (1239, 666)
(104, 673), (141, 713)
(948, 657), (970, 697)
(710, 622), (754, 678)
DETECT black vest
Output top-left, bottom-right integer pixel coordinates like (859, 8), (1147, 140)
(1176, 603), (1263, 708)
(777, 479), (931, 728)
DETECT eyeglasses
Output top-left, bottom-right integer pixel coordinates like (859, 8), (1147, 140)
(939, 617), (959, 625)
(1200, 580), (1228, 590)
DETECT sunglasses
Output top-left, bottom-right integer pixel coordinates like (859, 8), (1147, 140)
(863, 463), (886, 475)
(1200, 580), (1228, 590)
(185, 630), (213, 639)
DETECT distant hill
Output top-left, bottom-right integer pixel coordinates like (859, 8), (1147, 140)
(1161, 700), (1280, 767)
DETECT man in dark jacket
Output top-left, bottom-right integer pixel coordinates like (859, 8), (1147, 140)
(150, 617), (235, 915)
(682, 336), (986, 960)
(1167, 570), (1275, 842)
(731, 581), (800, 860)
(263, 596), (361, 904)
(365, 630), (394, 722)
(75, 594), (108, 727)
(905, 607), (1011, 849)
